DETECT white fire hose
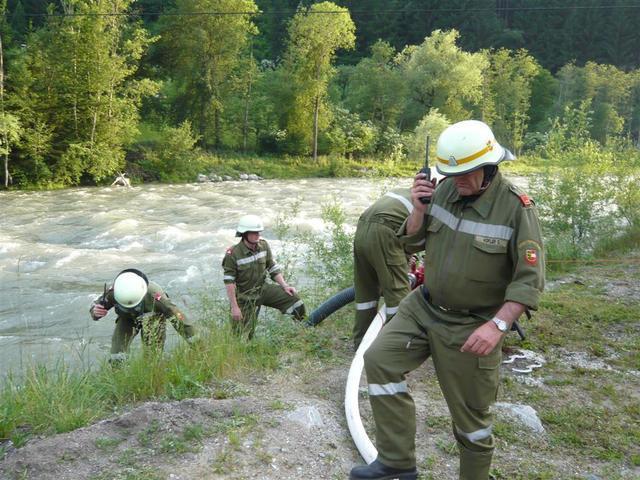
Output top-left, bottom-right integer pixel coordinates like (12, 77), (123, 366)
(344, 306), (386, 464)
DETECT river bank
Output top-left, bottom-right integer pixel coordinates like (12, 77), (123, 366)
(1, 255), (639, 479)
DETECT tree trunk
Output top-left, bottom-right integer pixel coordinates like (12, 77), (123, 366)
(0, 32), (10, 188)
(313, 95), (319, 162)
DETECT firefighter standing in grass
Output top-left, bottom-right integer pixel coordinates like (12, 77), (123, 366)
(222, 215), (305, 338)
(90, 269), (196, 364)
(353, 187), (414, 348)
(350, 120), (545, 480)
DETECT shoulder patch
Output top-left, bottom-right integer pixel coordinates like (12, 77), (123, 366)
(225, 246), (234, 255)
(508, 184), (534, 207)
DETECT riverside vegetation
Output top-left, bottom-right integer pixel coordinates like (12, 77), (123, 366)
(0, 172), (639, 478)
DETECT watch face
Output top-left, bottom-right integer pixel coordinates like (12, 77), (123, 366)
(493, 318), (508, 332)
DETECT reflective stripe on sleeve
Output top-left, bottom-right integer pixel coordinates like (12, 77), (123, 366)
(369, 381), (408, 396)
(455, 424), (493, 443)
(285, 299), (304, 314)
(430, 204), (513, 240)
(223, 275), (235, 281)
(268, 264), (281, 274)
(356, 300), (378, 311)
(236, 251), (268, 265)
(386, 305), (399, 315)
(384, 192), (414, 214)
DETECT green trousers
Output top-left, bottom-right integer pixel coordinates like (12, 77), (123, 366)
(363, 289), (501, 480)
(234, 283), (305, 338)
(353, 219), (410, 348)
(110, 313), (196, 362)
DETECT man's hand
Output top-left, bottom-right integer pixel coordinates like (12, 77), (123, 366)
(92, 304), (108, 320)
(231, 305), (243, 322)
(411, 172), (437, 212)
(283, 285), (297, 296)
(460, 321), (504, 356)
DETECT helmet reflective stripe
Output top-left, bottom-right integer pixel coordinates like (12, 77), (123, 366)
(236, 214), (264, 235)
(113, 271), (148, 308)
(435, 120), (506, 176)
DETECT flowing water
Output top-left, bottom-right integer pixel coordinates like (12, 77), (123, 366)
(0, 173), (530, 376)
(0, 177), (407, 375)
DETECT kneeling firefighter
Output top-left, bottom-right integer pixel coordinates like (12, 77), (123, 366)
(222, 215), (306, 339)
(90, 269), (197, 363)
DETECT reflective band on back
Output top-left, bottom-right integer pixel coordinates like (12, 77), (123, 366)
(386, 306), (399, 315)
(268, 264), (281, 274)
(356, 301), (378, 310)
(369, 381), (408, 396)
(237, 250), (267, 265)
(285, 299), (304, 314)
(385, 192), (414, 214)
(430, 204), (513, 241)
(456, 424), (493, 443)
(223, 275), (235, 281)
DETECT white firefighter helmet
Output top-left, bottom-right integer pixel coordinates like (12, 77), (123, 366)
(435, 120), (514, 176)
(236, 214), (264, 237)
(113, 269), (149, 308)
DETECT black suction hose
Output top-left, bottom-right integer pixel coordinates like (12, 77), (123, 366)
(306, 287), (355, 327)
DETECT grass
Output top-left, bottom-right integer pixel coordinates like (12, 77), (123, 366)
(1, 196), (639, 480)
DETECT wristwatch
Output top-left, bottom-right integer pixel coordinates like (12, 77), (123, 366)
(492, 317), (509, 333)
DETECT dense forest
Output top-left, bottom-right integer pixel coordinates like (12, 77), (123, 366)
(1, 0), (640, 187)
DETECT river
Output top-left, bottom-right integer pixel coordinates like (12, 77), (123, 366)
(0, 177), (413, 375)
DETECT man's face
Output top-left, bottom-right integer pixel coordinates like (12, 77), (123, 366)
(245, 231), (261, 244)
(452, 168), (485, 196)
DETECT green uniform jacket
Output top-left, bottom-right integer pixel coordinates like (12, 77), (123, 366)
(90, 281), (195, 340)
(222, 239), (281, 299)
(400, 171), (545, 316)
(358, 188), (414, 231)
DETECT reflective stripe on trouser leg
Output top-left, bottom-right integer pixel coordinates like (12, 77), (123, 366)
(362, 293), (432, 469)
(429, 318), (500, 480)
(353, 221), (382, 348)
(260, 283), (305, 320)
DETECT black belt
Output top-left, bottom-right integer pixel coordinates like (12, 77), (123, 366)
(420, 285), (471, 315)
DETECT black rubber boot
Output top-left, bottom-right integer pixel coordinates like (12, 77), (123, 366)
(349, 460), (417, 480)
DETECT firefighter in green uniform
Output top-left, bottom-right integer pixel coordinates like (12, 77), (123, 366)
(350, 120), (545, 480)
(90, 269), (197, 364)
(222, 214), (305, 338)
(353, 187), (414, 348)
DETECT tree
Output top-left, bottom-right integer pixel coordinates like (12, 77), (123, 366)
(282, 1), (355, 160)
(8, 0), (157, 186)
(482, 48), (539, 154)
(341, 40), (407, 132)
(160, 0), (259, 148)
(398, 29), (487, 129)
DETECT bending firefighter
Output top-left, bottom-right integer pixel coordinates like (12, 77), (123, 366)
(353, 187), (414, 348)
(350, 120), (545, 480)
(222, 215), (305, 338)
(90, 269), (197, 364)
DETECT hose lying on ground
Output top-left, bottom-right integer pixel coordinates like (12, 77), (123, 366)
(344, 306), (385, 464)
(306, 286), (355, 327)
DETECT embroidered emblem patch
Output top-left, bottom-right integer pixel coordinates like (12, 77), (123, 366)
(154, 292), (162, 301)
(225, 246), (233, 255)
(525, 249), (538, 265)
